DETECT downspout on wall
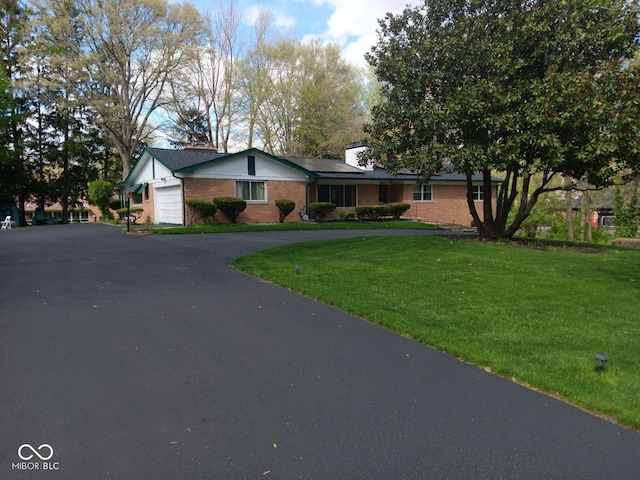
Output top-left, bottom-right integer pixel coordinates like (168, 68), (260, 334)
(173, 173), (186, 226)
(304, 179), (317, 219)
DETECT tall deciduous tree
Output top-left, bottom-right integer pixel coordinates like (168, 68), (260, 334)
(166, 0), (242, 152)
(255, 38), (366, 158)
(366, 0), (640, 239)
(239, 7), (284, 149)
(73, 0), (204, 179)
(292, 40), (366, 158)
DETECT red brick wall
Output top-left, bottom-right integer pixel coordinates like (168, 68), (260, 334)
(403, 184), (494, 227)
(357, 184), (379, 205)
(142, 178), (496, 226)
(133, 184), (155, 224)
(184, 178), (308, 223)
(307, 182), (494, 226)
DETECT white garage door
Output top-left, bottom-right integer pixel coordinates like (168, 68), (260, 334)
(155, 185), (183, 225)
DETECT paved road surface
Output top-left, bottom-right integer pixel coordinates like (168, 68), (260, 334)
(1, 224), (639, 479)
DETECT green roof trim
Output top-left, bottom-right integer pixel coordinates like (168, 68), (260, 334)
(122, 183), (142, 193)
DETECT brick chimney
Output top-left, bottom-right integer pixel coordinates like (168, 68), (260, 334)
(184, 143), (217, 153)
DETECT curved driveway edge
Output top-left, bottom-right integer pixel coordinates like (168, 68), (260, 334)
(1, 224), (638, 479)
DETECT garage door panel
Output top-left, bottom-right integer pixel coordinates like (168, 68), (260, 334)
(155, 185), (183, 225)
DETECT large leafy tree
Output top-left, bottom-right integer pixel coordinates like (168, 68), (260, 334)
(68, 0), (204, 179)
(0, 67), (20, 200)
(292, 40), (367, 158)
(0, 0), (32, 225)
(365, 0), (640, 239)
(250, 38), (366, 158)
(26, 0), (118, 222)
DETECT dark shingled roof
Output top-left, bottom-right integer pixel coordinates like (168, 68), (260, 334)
(141, 147), (499, 183)
(282, 156), (364, 174)
(147, 147), (226, 171)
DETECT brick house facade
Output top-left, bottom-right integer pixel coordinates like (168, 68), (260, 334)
(120, 146), (499, 226)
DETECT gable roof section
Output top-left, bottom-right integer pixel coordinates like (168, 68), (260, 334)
(175, 148), (320, 179)
(120, 147), (220, 186)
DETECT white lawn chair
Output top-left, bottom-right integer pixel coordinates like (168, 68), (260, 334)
(1, 215), (12, 229)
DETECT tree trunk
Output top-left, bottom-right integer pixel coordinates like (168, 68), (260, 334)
(564, 176), (574, 241)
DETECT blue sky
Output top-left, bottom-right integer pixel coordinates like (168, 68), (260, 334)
(187, 0), (420, 67)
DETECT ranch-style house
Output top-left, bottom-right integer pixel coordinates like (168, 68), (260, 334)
(119, 144), (498, 226)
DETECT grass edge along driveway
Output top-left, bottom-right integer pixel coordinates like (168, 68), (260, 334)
(232, 235), (640, 430)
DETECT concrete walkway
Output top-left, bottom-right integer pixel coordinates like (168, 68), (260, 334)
(1, 224), (639, 479)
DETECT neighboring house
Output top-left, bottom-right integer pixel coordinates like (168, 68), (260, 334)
(23, 200), (102, 224)
(574, 189), (640, 235)
(119, 144), (499, 226)
(1, 198), (101, 227)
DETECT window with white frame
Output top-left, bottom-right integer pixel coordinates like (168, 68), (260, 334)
(472, 185), (484, 201)
(236, 181), (266, 201)
(413, 184), (433, 201)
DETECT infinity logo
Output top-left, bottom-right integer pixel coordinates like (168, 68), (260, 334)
(18, 444), (54, 461)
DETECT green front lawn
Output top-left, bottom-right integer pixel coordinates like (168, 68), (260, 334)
(148, 220), (444, 234)
(232, 236), (640, 430)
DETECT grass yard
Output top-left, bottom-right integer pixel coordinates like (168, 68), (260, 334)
(147, 220), (443, 234)
(232, 235), (640, 430)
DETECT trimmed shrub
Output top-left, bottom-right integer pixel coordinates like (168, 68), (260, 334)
(109, 199), (121, 211)
(611, 238), (640, 249)
(308, 202), (336, 221)
(384, 202), (411, 219)
(355, 205), (390, 221)
(214, 196), (246, 223)
(339, 210), (357, 220)
(88, 180), (114, 220)
(275, 199), (296, 223)
(115, 207), (144, 225)
(185, 199), (217, 226)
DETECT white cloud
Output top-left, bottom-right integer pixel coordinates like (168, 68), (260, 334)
(318, 0), (420, 67)
(240, 0), (419, 68)
(245, 4), (296, 30)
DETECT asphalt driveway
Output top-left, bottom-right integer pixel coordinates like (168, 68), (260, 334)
(1, 224), (639, 479)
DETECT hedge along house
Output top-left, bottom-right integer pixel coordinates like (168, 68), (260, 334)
(119, 144), (499, 226)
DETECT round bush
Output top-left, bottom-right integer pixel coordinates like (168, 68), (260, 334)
(214, 197), (246, 223)
(355, 205), (389, 221)
(339, 210), (356, 220)
(115, 207), (144, 224)
(385, 202), (411, 219)
(275, 199), (296, 223)
(308, 202), (336, 221)
(185, 199), (217, 225)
